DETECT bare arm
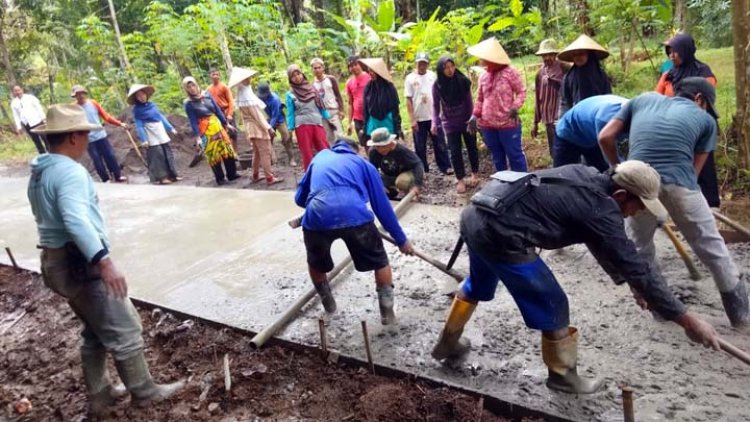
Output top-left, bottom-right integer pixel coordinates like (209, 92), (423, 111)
(598, 119), (626, 166)
(406, 97), (416, 128)
(693, 152), (709, 175)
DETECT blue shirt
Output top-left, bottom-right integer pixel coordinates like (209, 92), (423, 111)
(81, 101), (108, 142)
(614, 93), (717, 189)
(556, 95), (628, 148)
(27, 154), (110, 263)
(295, 141), (408, 246)
(262, 93), (286, 129)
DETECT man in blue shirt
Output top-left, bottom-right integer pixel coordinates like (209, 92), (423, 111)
(295, 137), (414, 324)
(599, 78), (749, 330)
(554, 94), (628, 171)
(28, 104), (184, 414)
(258, 82), (297, 167)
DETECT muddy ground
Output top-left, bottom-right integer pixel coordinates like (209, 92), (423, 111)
(0, 266), (537, 421)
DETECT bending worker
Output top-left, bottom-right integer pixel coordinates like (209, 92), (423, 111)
(431, 161), (719, 394)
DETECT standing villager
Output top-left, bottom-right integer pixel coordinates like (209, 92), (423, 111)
(229, 67), (284, 185)
(368, 128), (424, 200)
(360, 58), (403, 141)
(345, 55), (372, 148)
(296, 137), (415, 325)
(467, 37), (527, 172)
(286, 65), (331, 171)
(531, 39), (567, 157)
(182, 76), (240, 185)
(554, 94), (628, 171)
(207, 68), (239, 151)
(28, 104), (184, 414)
(405, 53), (452, 175)
(557, 34), (612, 117)
(71, 85), (128, 183)
(10, 85), (47, 154)
(128, 84), (181, 184)
(432, 56), (479, 194)
(258, 83), (297, 167)
(431, 161), (720, 394)
(655, 32), (720, 208)
(599, 78), (749, 330)
(311, 58), (345, 143)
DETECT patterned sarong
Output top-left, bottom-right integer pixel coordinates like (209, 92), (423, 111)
(199, 115), (237, 166)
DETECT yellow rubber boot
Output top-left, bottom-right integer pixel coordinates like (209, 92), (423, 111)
(431, 297), (476, 360)
(542, 327), (603, 394)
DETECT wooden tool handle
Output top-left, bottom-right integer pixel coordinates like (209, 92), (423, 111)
(718, 337), (750, 366)
(662, 225), (702, 281)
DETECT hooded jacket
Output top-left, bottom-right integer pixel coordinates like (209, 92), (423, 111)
(27, 154), (110, 264)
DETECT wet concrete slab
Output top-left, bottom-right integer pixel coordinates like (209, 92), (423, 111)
(1, 177), (749, 421)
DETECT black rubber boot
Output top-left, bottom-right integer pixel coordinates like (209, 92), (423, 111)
(542, 328), (603, 394)
(720, 281), (750, 330)
(115, 352), (184, 405)
(81, 349), (127, 414)
(314, 281), (337, 313)
(377, 285), (396, 325)
(225, 158), (240, 181)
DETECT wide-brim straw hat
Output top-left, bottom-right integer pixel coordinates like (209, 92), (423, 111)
(467, 37), (511, 65)
(358, 58), (393, 83)
(535, 39), (560, 56)
(31, 104), (102, 135)
(557, 34), (609, 62)
(126, 84), (155, 105)
(228, 67), (258, 89)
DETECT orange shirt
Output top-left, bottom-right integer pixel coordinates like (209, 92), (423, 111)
(207, 82), (235, 119)
(655, 73), (717, 97)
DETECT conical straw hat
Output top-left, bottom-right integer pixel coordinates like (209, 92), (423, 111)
(228, 67), (258, 89)
(358, 58), (393, 83)
(557, 34), (609, 62)
(467, 37), (511, 65)
(126, 84), (155, 105)
(535, 39), (560, 56)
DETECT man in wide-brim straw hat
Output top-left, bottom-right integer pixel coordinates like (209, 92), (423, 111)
(358, 58), (403, 141)
(532, 38), (568, 158)
(228, 66), (284, 185)
(28, 104), (185, 414)
(128, 84), (182, 184)
(466, 37), (528, 173)
(557, 34), (612, 116)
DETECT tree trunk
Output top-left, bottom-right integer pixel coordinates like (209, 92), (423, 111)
(732, 0), (750, 169)
(571, 0), (593, 35)
(107, 0), (131, 75)
(0, 20), (17, 88)
(311, 0), (324, 28)
(218, 29), (233, 73)
(674, 0), (689, 31)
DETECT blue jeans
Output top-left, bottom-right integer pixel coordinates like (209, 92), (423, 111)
(87, 137), (121, 182)
(413, 120), (451, 173)
(481, 126), (527, 172)
(461, 247), (569, 331)
(553, 137), (609, 172)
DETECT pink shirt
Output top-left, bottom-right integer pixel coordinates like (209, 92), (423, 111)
(473, 66), (526, 129)
(346, 72), (371, 121)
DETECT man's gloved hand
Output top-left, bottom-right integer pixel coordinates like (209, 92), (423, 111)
(509, 108), (519, 120)
(466, 116), (478, 135)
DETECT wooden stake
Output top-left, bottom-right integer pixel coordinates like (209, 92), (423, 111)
(223, 354), (231, 395)
(622, 386), (635, 422)
(475, 396), (484, 422)
(318, 318), (328, 359)
(5, 247), (19, 272)
(361, 320), (375, 375)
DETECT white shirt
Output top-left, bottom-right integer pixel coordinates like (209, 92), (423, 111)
(11, 94), (46, 131)
(404, 70), (436, 123)
(313, 76), (339, 110)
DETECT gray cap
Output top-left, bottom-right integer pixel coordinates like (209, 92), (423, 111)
(415, 52), (430, 63)
(674, 77), (718, 119)
(612, 160), (668, 222)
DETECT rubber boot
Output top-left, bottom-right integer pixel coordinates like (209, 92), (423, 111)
(81, 349), (127, 414)
(377, 285), (396, 325)
(283, 141), (297, 167)
(431, 297), (476, 360)
(542, 327), (603, 394)
(314, 281), (337, 313)
(720, 281), (750, 330)
(115, 351), (184, 405)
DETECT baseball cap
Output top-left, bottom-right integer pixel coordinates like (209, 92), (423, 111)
(70, 85), (88, 97)
(612, 160), (668, 222)
(366, 127), (397, 147)
(257, 83), (271, 98)
(347, 55), (360, 66)
(674, 77), (718, 119)
(415, 52), (430, 63)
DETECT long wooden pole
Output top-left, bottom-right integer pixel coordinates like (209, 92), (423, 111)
(379, 230), (465, 282)
(713, 211), (750, 241)
(124, 130), (147, 167)
(662, 225), (701, 280)
(719, 337), (750, 366)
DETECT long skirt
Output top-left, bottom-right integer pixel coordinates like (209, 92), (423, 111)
(199, 115), (237, 167)
(147, 143), (179, 182)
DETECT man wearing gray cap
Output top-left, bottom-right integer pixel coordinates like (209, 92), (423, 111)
(432, 161), (720, 395)
(599, 77), (749, 330)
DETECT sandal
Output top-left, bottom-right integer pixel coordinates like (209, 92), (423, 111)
(267, 176), (285, 186)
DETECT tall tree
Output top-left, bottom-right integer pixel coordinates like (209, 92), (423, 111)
(732, 0), (750, 169)
(0, 6), (17, 88)
(106, 0), (131, 74)
(673, 0), (689, 31)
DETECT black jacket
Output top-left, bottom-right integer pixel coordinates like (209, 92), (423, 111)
(461, 164), (685, 321)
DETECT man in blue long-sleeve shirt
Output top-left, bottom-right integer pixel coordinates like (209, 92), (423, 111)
(295, 137), (415, 324)
(258, 82), (297, 166)
(28, 104), (183, 414)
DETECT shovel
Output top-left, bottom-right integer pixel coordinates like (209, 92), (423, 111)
(189, 143), (205, 168)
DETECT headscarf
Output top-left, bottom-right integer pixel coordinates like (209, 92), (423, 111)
(562, 52), (611, 104)
(287, 64), (322, 108)
(132, 100), (163, 123)
(236, 83), (266, 108)
(364, 73), (399, 120)
(665, 33), (714, 85)
(181, 76), (202, 100)
(434, 56), (472, 107)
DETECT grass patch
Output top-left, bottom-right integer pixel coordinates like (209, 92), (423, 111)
(0, 130), (38, 163)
